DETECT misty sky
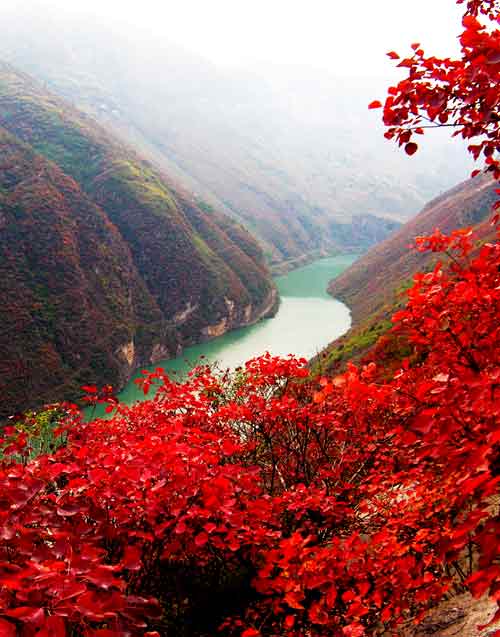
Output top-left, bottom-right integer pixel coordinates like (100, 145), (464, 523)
(11, 0), (464, 77)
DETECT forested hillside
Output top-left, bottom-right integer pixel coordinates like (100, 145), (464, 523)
(0, 62), (276, 417)
(318, 175), (498, 370)
(0, 5), (474, 268)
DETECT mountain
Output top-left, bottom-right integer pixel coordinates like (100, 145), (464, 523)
(0, 5), (474, 269)
(316, 175), (498, 371)
(0, 62), (276, 418)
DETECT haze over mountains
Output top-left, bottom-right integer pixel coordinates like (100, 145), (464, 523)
(0, 62), (276, 417)
(0, 4), (473, 269)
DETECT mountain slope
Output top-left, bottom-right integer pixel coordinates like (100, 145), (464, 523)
(0, 63), (276, 418)
(0, 6), (475, 268)
(317, 175), (498, 370)
(0, 128), (169, 417)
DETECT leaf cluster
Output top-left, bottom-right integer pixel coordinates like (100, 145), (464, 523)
(2, 231), (500, 635)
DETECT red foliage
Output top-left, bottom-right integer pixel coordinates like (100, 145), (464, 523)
(2, 230), (500, 635)
(374, 0), (500, 180)
(2, 1), (500, 635)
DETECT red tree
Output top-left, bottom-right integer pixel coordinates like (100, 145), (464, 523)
(370, 0), (500, 180)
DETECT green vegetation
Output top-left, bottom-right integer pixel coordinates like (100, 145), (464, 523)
(110, 159), (179, 215)
(1, 405), (68, 462)
(323, 318), (393, 366)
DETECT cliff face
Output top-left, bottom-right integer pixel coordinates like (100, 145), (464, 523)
(0, 63), (276, 418)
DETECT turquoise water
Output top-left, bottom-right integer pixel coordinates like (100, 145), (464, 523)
(88, 254), (357, 414)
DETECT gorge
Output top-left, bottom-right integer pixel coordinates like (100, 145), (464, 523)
(90, 254), (356, 414)
(1, 1), (500, 636)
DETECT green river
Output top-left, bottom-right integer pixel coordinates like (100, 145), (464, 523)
(90, 254), (357, 415)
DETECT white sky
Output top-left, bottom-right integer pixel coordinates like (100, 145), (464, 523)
(14, 0), (464, 76)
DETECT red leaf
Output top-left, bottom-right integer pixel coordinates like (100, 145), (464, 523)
(284, 591), (305, 610)
(343, 623), (365, 637)
(4, 607), (44, 626)
(462, 15), (482, 30)
(37, 616), (66, 637)
(0, 619), (16, 637)
(81, 385), (97, 393)
(284, 615), (295, 629)
(368, 100), (383, 109)
(194, 532), (209, 547)
(405, 142), (418, 155)
(121, 545), (143, 572)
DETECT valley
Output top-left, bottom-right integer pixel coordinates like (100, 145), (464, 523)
(89, 254), (356, 415)
(1, 2), (499, 635)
